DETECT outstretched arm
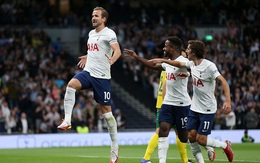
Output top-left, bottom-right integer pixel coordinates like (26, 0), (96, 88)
(149, 58), (186, 68)
(216, 75), (232, 114)
(124, 48), (163, 70)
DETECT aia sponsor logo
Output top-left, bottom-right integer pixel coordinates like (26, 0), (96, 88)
(193, 78), (204, 87)
(87, 43), (99, 51)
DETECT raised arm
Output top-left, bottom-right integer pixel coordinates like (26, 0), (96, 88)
(149, 58), (186, 68)
(216, 75), (232, 114)
(124, 48), (163, 71)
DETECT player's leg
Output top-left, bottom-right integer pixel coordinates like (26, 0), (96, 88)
(158, 104), (173, 163)
(197, 134), (233, 162)
(186, 110), (204, 163)
(92, 78), (118, 163)
(174, 128), (189, 163)
(189, 130), (204, 163)
(57, 72), (85, 130)
(100, 105), (119, 163)
(196, 113), (233, 162)
(141, 128), (159, 163)
(141, 109), (160, 163)
(174, 106), (189, 163)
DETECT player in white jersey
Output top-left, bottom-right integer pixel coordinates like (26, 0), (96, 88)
(57, 7), (121, 163)
(125, 36), (191, 163)
(150, 40), (234, 163)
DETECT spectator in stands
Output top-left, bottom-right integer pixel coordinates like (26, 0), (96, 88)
(0, 1), (259, 134)
(6, 109), (17, 134)
(225, 110), (236, 130)
(245, 108), (259, 129)
(114, 109), (126, 130)
(241, 130), (255, 143)
(234, 104), (246, 129)
(17, 112), (31, 134)
(0, 107), (6, 133)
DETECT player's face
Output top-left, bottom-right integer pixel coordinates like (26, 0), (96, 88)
(186, 44), (194, 60)
(92, 10), (105, 28)
(163, 40), (173, 58)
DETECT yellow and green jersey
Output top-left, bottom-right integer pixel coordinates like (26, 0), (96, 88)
(156, 71), (166, 109)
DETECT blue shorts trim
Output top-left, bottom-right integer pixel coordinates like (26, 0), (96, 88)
(159, 104), (190, 132)
(187, 110), (215, 135)
(74, 71), (111, 105)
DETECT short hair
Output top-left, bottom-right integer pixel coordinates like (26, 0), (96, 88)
(93, 7), (109, 23)
(188, 40), (205, 59)
(167, 36), (182, 51)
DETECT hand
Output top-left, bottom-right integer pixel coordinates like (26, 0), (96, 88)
(124, 48), (138, 59)
(176, 72), (189, 79)
(77, 55), (87, 68)
(222, 101), (231, 114)
(105, 54), (114, 65)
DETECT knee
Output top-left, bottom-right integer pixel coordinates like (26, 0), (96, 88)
(67, 79), (81, 90)
(188, 133), (196, 143)
(179, 136), (188, 143)
(196, 136), (207, 146)
(159, 126), (169, 137)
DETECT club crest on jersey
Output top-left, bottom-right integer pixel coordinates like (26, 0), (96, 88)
(87, 43), (99, 51)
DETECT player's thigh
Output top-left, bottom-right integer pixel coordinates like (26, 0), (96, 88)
(174, 106), (189, 142)
(175, 105), (189, 131)
(72, 71), (92, 90)
(159, 104), (173, 124)
(197, 113), (215, 135)
(92, 78), (111, 106)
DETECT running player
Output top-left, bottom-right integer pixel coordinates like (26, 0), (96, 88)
(125, 36), (191, 163)
(150, 40), (234, 163)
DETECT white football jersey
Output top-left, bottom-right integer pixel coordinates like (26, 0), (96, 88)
(186, 59), (221, 114)
(84, 27), (118, 79)
(162, 56), (191, 106)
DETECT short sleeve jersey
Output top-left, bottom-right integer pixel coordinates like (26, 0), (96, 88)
(156, 71), (166, 109)
(162, 56), (191, 106)
(84, 27), (118, 79)
(186, 59), (221, 114)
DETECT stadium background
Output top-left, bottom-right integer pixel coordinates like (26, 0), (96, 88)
(0, 0), (259, 139)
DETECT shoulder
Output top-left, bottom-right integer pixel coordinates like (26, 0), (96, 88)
(203, 59), (215, 67)
(177, 55), (189, 62)
(89, 29), (95, 35)
(104, 27), (116, 34)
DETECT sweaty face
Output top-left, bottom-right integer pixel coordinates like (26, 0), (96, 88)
(92, 10), (104, 28)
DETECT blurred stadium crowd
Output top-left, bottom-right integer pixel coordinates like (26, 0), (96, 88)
(0, 0), (259, 134)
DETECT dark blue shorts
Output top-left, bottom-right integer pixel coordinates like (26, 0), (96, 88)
(159, 104), (190, 132)
(187, 110), (215, 135)
(74, 71), (111, 105)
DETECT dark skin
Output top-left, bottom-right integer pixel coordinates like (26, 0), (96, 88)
(124, 40), (188, 143)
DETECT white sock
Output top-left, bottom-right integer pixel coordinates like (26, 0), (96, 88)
(158, 137), (169, 163)
(207, 137), (227, 149)
(190, 142), (204, 163)
(103, 112), (118, 150)
(64, 87), (76, 123)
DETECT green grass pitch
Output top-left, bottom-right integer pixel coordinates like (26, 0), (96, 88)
(1, 143), (259, 163)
